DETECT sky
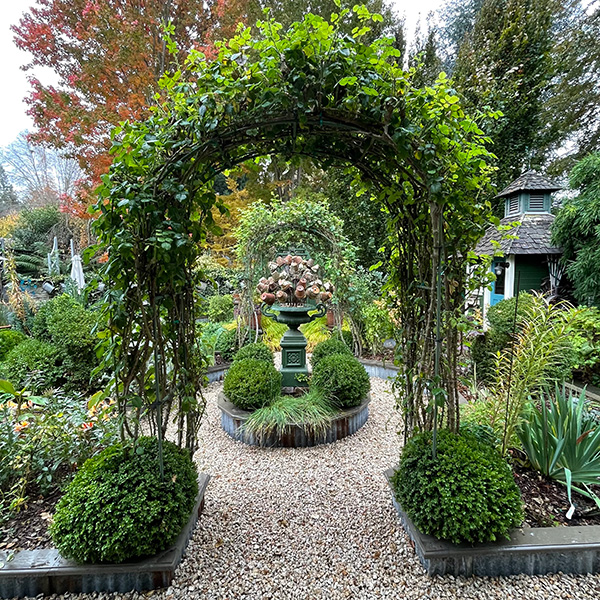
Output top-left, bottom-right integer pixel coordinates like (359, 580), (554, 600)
(0, 0), (445, 149)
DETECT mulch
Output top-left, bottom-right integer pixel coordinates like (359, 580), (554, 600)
(1, 465), (598, 553)
(513, 465), (600, 527)
(0, 490), (61, 552)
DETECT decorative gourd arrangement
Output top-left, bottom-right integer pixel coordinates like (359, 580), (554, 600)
(256, 255), (335, 306)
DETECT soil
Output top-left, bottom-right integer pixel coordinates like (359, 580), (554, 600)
(1, 464), (599, 553)
(0, 490), (61, 552)
(359, 348), (395, 362)
(513, 465), (600, 527)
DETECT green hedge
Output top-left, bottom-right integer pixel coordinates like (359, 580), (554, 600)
(0, 330), (26, 361)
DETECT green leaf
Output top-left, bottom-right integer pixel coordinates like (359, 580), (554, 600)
(0, 380), (16, 396)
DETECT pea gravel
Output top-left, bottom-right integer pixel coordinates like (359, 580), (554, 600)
(14, 377), (600, 600)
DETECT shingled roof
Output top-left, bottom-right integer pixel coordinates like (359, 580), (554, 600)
(475, 213), (561, 256)
(495, 170), (561, 198)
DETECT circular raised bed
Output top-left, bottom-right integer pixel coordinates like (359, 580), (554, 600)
(218, 392), (370, 448)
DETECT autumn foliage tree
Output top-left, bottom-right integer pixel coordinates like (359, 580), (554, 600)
(13, 0), (250, 214)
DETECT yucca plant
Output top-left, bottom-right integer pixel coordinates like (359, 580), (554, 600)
(518, 385), (600, 511)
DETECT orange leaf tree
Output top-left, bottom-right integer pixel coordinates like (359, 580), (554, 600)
(13, 0), (250, 213)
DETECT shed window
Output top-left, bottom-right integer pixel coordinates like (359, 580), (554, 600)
(528, 194), (545, 212)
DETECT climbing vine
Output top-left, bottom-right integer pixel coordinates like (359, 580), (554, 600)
(235, 193), (357, 342)
(94, 6), (498, 445)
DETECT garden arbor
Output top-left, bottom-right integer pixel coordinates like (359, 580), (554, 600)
(95, 8), (498, 450)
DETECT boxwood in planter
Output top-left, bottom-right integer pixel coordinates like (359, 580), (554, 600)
(223, 358), (281, 410)
(391, 429), (523, 545)
(50, 436), (198, 563)
(232, 342), (274, 365)
(311, 353), (370, 408)
(310, 338), (352, 369)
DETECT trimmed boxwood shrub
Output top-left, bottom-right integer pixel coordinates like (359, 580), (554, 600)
(391, 430), (523, 545)
(223, 358), (281, 410)
(0, 330), (26, 361)
(50, 436), (198, 563)
(2, 338), (62, 392)
(310, 337), (352, 369)
(311, 353), (370, 408)
(32, 294), (100, 391)
(233, 342), (274, 365)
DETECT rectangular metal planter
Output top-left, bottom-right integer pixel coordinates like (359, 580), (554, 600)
(385, 468), (600, 577)
(358, 358), (399, 380)
(0, 473), (210, 598)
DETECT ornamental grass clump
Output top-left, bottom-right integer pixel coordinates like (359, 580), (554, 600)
(242, 389), (336, 442)
(310, 337), (352, 369)
(311, 353), (369, 408)
(392, 430), (523, 545)
(50, 436), (198, 563)
(233, 342), (274, 365)
(223, 358), (282, 410)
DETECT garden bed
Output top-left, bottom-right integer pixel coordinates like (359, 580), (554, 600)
(514, 465), (600, 527)
(218, 392), (370, 447)
(0, 473), (210, 598)
(385, 469), (600, 577)
(0, 491), (60, 552)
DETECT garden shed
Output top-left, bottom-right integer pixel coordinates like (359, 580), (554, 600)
(476, 170), (562, 310)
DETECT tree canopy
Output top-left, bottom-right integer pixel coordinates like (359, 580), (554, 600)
(454, 0), (556, 190)
(13, 0), (249, 201)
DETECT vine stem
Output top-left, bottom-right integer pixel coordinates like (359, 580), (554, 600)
(432, 207), (444, 459)
(153, 307), (165, 482)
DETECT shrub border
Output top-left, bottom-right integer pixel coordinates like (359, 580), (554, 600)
(0, 473), (210, 598)
(385, 469), (600, 577)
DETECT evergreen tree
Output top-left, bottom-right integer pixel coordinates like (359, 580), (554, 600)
(539, 2), (600, 175)
(438, 0), (485, 73)
(410, 14), (443, 87)
(454, 0), (557, 191)
(320, 170), (388, 270)
(0, 165), (18, 213)
(552, 153), (600, 306)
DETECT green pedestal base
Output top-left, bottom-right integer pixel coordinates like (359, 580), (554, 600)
(260, 302), (327, 390)
(280, 328), (309, 388)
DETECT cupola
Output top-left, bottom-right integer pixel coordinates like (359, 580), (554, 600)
(496, 170), (561, 218)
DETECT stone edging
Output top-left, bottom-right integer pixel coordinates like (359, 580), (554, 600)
(219, 392), (370, 447)
(384, 468), (600, 577)
(0, 473), (210, 598)
(206, 364), (228, 383)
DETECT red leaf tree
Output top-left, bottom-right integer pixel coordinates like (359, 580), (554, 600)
(13, 0), (249, 216)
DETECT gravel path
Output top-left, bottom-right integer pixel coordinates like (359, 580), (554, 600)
(18, 377), (600, 600)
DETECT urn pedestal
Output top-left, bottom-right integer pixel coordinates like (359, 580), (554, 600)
(261, 302), (326, 388)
